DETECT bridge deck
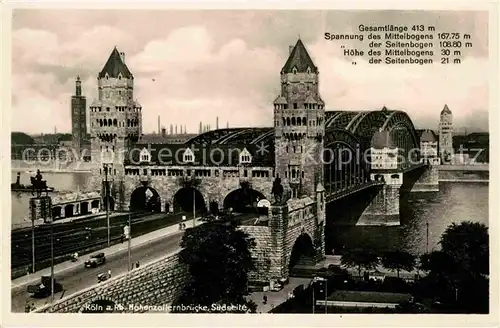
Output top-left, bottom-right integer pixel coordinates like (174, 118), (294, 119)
(325, 180), (385, 202)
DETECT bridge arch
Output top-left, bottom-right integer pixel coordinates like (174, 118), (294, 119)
(129, 186), (162, 213)
(323, 129), (370, 192)
(289, 233), (316, 273)
(222, 185), (268, 214)
(172, 187), (206, 213)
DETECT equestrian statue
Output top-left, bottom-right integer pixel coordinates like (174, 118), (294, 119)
(31, 169), (49, 197)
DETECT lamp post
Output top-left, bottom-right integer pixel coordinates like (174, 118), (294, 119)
(103, 163), (111, 247)
(31, 216), (35, 273)
(50, 219), (54, 304)
(426, 220), (429, 254)
(126, 212), (131, 271)
(193, 188), (196, 228)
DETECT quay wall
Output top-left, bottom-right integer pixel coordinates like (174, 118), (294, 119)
(35, 251), (189, 313)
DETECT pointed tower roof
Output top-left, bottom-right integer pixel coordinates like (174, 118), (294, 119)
(98, 47), (133, 79)
(281, 39), (318, 74)
(441, 104), (452, 115)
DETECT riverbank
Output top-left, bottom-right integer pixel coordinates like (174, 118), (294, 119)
(438, 169), (488, 182)
(11, 160), (94, 173)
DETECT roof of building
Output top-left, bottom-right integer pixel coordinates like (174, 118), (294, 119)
(441, 104), (452, 115)
(371, 130), (396, 149)
(419, 129), (437, 143)
(98, 47), (133, 79)
(281, 39), (318, 74)
(140, 133), (198, 144)
(52, 191), (100, 205)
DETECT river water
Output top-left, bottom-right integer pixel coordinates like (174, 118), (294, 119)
(11, 172), (488, 255)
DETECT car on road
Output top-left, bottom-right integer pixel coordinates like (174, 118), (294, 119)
(84, 253), (106, 268)
(27, 276), (63, 298)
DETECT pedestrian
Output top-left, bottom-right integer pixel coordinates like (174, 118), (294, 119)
(263, 295), (267, 304)
(108, 269), (111, 279)
(25, 300), (30, 313)
(26, 267), (30, 276)
(135, 261), (140, 268)
(121, 234), (124, 243)
(31, 303), (35, 312)
(182, 223), (186, 230)
(179, 223), (183, 230)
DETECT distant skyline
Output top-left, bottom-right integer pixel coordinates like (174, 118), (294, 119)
(11, 10), (489, 134)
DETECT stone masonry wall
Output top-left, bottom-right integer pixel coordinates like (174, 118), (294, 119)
(36, 251), (188, 313)
(412, 165), (439, 192)
(358, 184), (401, 226)
(121, 168), (274, 212)
(239, 225), (273, 283)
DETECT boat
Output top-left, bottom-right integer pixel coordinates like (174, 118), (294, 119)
(11, 172), (55, 192)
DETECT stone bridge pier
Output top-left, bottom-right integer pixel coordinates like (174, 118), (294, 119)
(411, 159), (440, 192)
(357, 172), (403, 226)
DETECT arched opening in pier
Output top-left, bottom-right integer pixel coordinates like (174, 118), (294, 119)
(52, 206), (62, 219)
(80, 202), (90, 215)
(91, 200), (100, 211)
(223, 187), (267, 215)
(129, 186), (161, 213)
(289, 233), (316, 275)
(173, 187), (206, 213)
(64, 204), (75, 218)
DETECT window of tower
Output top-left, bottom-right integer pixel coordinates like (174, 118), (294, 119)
(297, 119), (301, 126)
(284, 104), (288, 109)
(293, 103), (298, 109)
(107, 107), (110, 112)
(286, 117), (291, 126)
(302, 117), (307, 125)
(104, 120), (107, 127)
(113, 119), (117, 127)
(108, 119), (112, 126)
(291, 117), (296, 125)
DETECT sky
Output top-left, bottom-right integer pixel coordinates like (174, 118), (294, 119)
(11, 9), (489, 135)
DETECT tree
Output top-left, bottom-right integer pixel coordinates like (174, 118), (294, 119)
(440, 221), (489, 276)
(340, 249), (379, 277)
(172, 212), (257, 313)
(381, 251), (416, 278)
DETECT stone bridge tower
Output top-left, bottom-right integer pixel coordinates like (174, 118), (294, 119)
(439, 104), (453, 164)
(273, 39), (325, 199)
(89, 47), (142, 210)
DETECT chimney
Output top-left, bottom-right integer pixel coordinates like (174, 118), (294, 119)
(170, 124), (173, 135)
(289, 45), (294, 54)
(175, 125), (178, 134)
(184, 125), (187, 134)
(226, 121), (229, 129)
(199, 122), (202, 134)
(161, 127), (166, 137)
(216, 116), (219, 130)
(208, 124), (211, 131)
(157, 116), (160, 134)
(120, 52), (125, 63)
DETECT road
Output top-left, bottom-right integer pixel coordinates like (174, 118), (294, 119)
(11, 230), (183, 313)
